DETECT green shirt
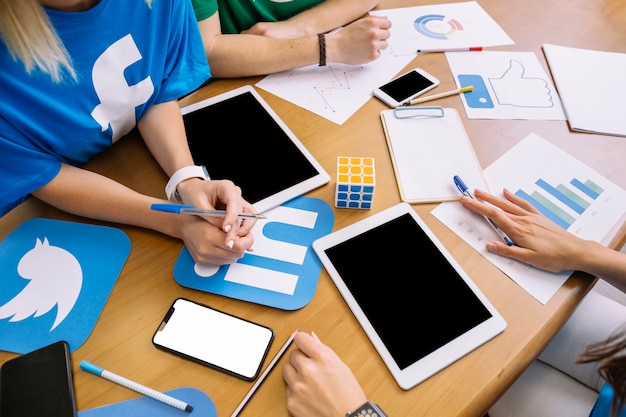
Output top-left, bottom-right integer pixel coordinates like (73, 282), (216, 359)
(191, 0), (324, 34)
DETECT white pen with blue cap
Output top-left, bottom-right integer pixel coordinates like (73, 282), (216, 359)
(80, 360), (193, 412)
(453, 175), (514, 246)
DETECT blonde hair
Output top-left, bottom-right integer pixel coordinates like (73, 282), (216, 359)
(0, 0), (153, 83)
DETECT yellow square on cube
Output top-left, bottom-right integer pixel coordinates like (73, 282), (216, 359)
(335, 156), (375, 209)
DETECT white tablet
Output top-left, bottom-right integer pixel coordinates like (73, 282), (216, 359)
(181, 85), (330, 213)
(312, 202), (506, 390)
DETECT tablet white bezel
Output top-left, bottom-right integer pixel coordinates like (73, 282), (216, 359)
(180, 85), (330, 213)
(312, 202), (507, 390)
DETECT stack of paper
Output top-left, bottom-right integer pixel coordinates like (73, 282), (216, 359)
(543, 43), (626, 137)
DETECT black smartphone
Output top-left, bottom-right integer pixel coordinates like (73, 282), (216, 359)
(373, 68), (440, 107)
(152, 298), (274, 381)
(0, 340), (77, 417)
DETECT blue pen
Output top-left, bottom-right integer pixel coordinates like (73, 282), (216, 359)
(151, 203), (267, 219)
(453, 175), (514, 246)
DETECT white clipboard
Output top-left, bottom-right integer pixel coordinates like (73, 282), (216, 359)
(381, 107), (488, 203)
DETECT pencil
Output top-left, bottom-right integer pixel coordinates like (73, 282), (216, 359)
(80, 360), (193, 412)
(151, 203), (267, 219)
(405, 86), (474, 106)
(230, 329), (299, 417)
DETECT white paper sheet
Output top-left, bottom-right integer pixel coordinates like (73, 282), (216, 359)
(370, 1), (514, 56)
(255, 50), (414, 125)
(542, 43), (626, 137)
(446, 51), (567, 120)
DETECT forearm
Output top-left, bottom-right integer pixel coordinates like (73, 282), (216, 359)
(137, 100), (195, 176)
(206, 33), (320, 78)
(31, 164), (181, 238)
(203, 13), (389, 78)
(33, 161), (254, 268)
(284, 0), (379, 36)
(576, 239), (626, 292)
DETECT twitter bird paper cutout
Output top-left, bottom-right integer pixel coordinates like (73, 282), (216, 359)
(0, 218), (130, 354)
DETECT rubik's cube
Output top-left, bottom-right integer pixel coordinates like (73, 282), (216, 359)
(335, 157), (375, 209)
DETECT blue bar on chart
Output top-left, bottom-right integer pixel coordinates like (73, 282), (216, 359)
(515, 177), (604, 229)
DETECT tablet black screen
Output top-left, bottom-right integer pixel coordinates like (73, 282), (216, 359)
(183, 91), (320, 206)
(323, 213), (492, 370)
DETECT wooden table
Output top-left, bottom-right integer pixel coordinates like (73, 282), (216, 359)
(1, 0), (625, 416)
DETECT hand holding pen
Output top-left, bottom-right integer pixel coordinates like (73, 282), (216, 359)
(458, 188), (605, 275)
(454, 175), (514, 246)
(152, 177), (259, 264)
(152, 203), (261, 261)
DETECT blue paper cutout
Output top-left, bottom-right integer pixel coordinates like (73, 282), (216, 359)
(0, 218), (130, 353)
(78, 387), (216, 417)
(174, 197), (334, 310)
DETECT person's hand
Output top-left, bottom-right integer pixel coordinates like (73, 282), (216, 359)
(176, 178), (257, 266)
(283, 331), (367, 417)
(459, 188), (590, 272)
(326, 15), (391, 65)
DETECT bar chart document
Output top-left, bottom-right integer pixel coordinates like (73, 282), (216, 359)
(432, 133), (626, 304)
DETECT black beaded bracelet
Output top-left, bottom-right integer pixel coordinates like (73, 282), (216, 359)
(318, 33), (326, 66)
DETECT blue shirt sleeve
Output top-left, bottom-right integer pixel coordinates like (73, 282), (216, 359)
(590, 382), (625, 417)
(151, 0), (211, 103)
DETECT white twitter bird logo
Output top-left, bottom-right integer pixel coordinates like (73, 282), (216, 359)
(0, 237), (83, 331)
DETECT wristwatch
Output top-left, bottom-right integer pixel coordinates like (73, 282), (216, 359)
(346, 401), (388, 417)
(165, 165), (209, 201)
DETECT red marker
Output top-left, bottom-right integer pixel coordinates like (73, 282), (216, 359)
(417, 46), (483, 53)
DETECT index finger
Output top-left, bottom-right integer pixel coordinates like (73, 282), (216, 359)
(291, 331), (324, 360)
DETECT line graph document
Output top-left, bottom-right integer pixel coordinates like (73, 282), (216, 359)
(431, 133), (626, 304)
(255, 49), (414, 125)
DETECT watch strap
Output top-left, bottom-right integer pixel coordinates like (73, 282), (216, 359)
(165, 165), (209, 201)
(346, 401), (387, 417)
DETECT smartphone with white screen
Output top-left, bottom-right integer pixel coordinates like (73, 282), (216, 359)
(152, 298), (274, 381)
(373, 68), (440, 107)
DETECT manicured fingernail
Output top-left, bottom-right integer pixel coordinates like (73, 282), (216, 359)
(224, 224), (232, 233)
(227, 240), (234, 249)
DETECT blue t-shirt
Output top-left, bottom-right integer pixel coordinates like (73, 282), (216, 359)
(590, 383), (625, 417)
(0, 0), (211, 215)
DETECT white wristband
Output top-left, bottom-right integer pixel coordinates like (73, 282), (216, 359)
(165, 165), (209, 201)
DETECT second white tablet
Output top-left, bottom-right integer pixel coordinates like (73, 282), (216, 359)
(312, 202), (506, 390)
